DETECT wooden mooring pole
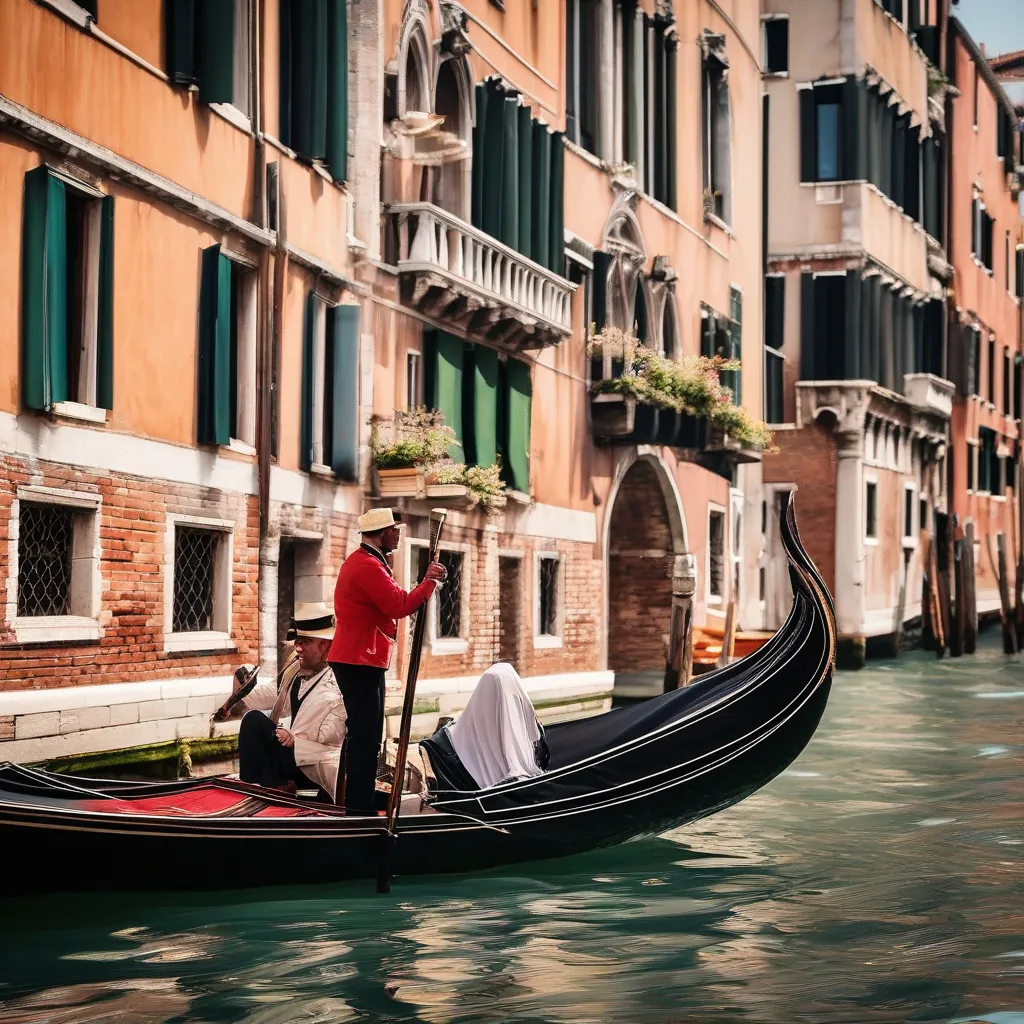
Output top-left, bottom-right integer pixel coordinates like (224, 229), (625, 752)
(996, 533), (1018, 655)
(963, 519), (978, 655)
(664, 554), (697, 692)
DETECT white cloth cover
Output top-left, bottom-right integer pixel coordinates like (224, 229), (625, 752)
(448, 662), (545, 789)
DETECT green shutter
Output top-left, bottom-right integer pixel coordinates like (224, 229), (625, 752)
(504, 358), (532, 494)
(500, 96), (519, 250)
(299, 292), (317, 471)
(285, 0), (327, 159)
(327, 304), (359, 478)
(194, 0), (234, 104)
(325, 0), (348, 182)
(472, 82), (488, 230)
(198, 245), (232, 445)
(96, 195), (115, 410)
(800, 272), (815, 380)
(482, 80), (505, 239)
(842, 77), (864, 181)
(465, 345), (499, 468)
(843, 270), (861, 380)
(165, 0), (196, 85)
(21, 167), (68, 412)
(531, 121), (552, 271)
(548, 130), (565, 274)
(799, 87), (816, 183)
(517, 105), (534, 262)
(427, 330), (465, 462)
(591, 250), (611, 334)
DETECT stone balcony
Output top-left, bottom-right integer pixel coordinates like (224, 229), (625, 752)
(385, 202), (574, 351)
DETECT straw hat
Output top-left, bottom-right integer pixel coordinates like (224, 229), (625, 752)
(358, 507), (403, 533)
(286, 602), (335, 642)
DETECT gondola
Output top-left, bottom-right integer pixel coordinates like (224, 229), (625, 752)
(0, 496), (835, 894)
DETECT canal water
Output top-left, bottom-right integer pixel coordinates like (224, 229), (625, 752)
(1, 636), (1022, 1024)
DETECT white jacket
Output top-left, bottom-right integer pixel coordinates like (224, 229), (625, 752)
(243, 662), (347, 800)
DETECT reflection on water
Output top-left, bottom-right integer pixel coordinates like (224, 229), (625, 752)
(1, 638), (1023, 1023)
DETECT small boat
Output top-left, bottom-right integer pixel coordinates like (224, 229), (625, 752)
(0, 496), (835, 894)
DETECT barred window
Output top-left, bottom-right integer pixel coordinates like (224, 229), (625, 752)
(538, 556), (560, 637)
(172, 527), (218, 633)
(437, 550), (465, 639)
(708, 510), (725, 601)
(17, 503), (74, 617)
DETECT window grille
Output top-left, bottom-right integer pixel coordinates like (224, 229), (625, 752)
(17, 503), (74, 617)
(173, 528), (217, 633)
(538, 557), (560, 636)
(437, 550), (464, 639)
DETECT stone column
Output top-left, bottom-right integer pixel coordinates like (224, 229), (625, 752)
(834, 427), (867, 668)
(348, 0), (384, 257)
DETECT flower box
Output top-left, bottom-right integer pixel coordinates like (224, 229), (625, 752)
(704, 426), (763, 464)
(374, 466), (426, 498)
(591, 394), (710, 451)
(590, 393), (636, 439)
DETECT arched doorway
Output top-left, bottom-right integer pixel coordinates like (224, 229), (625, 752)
(605, 455), (687, 696)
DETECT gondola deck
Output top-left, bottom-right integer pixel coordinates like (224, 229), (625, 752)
(0, 496), (835, 894)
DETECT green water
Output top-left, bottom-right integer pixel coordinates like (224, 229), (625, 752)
(1, 638), (1023, 1024)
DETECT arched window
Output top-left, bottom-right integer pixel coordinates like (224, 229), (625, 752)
(661, 293), (680, 359)
(431, 55), (472, 219)
(399, 9), (431, 117)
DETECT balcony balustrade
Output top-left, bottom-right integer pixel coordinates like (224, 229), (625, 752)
(385, 202), (574, 351)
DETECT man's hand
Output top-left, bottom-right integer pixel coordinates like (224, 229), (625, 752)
(275, 727), (295, 748)
(424, 561), (448, 583)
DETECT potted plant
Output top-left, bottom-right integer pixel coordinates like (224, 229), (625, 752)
(370, 409), (456, 498)
(426, 461), (508, 512)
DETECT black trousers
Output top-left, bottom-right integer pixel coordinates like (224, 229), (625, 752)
(238, 711), (311, 790)
(331, 663), (385, 813)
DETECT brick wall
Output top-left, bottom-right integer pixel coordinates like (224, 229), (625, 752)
(607, 461), (675, 672)
(0, 454), (259, 691)
(763, 424), (838, 597)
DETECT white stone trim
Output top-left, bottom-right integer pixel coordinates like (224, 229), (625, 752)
(510, 502), (597, 544)
(51, 401), (107, 425)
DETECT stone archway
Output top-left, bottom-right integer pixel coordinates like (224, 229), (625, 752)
(604, 454), (687, 692)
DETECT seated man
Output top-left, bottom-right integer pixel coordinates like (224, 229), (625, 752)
(421, 663), (549, 791)
(229, 603), (346, 801)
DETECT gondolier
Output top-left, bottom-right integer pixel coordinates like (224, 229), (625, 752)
(230, 602), (346, 800)
(330, 508), (447, 814)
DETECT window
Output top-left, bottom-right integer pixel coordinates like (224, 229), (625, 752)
(1016, 245), (1024, 300)
(763, 17), (788, 75)
(902, 484), (916, 545)
(535, 554), (562, 646)
(165, 516), (233, 652)
(967, 441), (976, 491)
(919, 496), (928, 534)
(9, 488), (102, 645)
(198, 246), (257, 448)
(765, 275), (785, 423)
(300, 294), (360, 477)
(978, 429), (1000, 494)
(988, 337), (996, 406)
(973, 63), (979, 130)
(875, 0), (905, 22)
(702, 40), (731, 223)
(724, 286), (743, 404)
(1004, 348), (1012, 416)
(278, 0), (349, 181)
(966, 325), (982, 397)
(437, 549), (465, 640)
(815, 90), (841, 182)
(1007, 232), (1012, 294)
(865, 480), (878, 539)
(707, 508), (726, 604)
(799, 81), (856, 186)
(165, 0), (252, 113)
(21, 167), (114, 417)
(972, 197), (994, 272)
(406, 351), (422, 410)
(565, 0), (602, 156)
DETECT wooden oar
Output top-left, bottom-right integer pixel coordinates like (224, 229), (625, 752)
(377, 508), (447, 894)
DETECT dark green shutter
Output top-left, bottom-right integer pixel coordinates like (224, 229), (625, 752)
(465, 345), (499, 468)
(841, 77), (864, 180)
(198, 245), (232, 445)
(194, 0), (234, 104)
(591, 250), (611, 334)
(97, 195), (115, 410)
(500, 96), (520, 250)
(21, 167), (68, 411)
(517, 105), (534, 262)
(299, 292), (317, 471)
(165, 0), (196, 85)
(548, 131), (565, 274)
(843, 271), (861, 380)
(504, 358), (532, 493)
(531, 121), (552, 271)
(427, 330), (465, 462)
(482, 80), (505, 239)
(799, 87), (816, 183)
(472, 83), (488, 230)
(800, 272), (816, 380)
(765, 275), (785, 350)
(327, 304), (359, 478)
(287, 0), (328, 160)
(325, 0), (348, 182)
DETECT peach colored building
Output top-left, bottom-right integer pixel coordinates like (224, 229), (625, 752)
(0, 0), (767, 764)
(946, 18), (1024, 623)
(761, 0), (957, 667)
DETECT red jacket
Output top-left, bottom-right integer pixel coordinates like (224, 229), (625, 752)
(329, 546), (436, 669)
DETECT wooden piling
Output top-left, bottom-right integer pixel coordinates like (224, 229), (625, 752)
(664, 554), (697, 692)
(951, 538), (965, 658)
(963, 519), (978, 655)
(934, 513), (951, 658)
(716, 595), (738, 670)
(996, 533), (1018, 655)
(920, 531), (936, 651)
